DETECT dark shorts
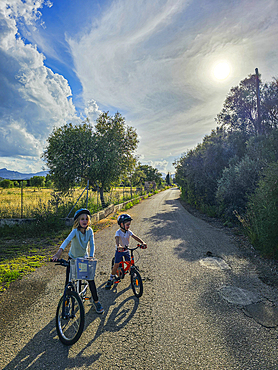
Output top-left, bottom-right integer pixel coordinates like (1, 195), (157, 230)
(114, 250), (131, 264)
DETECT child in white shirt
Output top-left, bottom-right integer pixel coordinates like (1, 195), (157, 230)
(105, 213), (146, 289)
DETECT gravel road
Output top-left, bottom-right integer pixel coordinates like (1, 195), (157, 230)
(1, 188), (278, 369)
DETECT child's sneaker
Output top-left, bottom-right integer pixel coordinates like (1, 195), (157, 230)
(105, 279), (113, 289)
(90, 299), (104, 314)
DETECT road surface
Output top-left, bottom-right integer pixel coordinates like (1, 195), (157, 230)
(1, 188), (278, 369)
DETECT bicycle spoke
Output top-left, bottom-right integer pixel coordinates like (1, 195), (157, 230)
(56, 291), (85, 345)
(131, 270), (143, 298)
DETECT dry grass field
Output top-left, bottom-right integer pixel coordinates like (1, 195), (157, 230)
(0, 186), (140, 219)
(0, 187), (53, 218)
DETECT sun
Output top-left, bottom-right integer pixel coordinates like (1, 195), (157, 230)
(213, 61), (231, 80)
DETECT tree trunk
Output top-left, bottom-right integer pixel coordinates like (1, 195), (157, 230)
(99, 187), (106, 209)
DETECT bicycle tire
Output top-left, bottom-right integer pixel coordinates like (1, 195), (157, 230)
(130, 269), (143, 298)
(56, 290), (85, 345)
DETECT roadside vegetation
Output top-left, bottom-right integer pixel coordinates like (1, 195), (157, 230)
(174, 72), (278, 259)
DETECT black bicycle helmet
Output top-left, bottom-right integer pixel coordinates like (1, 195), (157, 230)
(117, 213), (132, 226)
(74, 208), (91, 221)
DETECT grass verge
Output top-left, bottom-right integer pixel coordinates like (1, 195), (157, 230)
(0, 230), (69, 292)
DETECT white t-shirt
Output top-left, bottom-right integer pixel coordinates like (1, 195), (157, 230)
(115, 228), (133, 250)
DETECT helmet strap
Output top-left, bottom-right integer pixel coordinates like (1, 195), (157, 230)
(120, 224), (127, 233)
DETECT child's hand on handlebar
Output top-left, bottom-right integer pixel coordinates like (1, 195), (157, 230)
(52, 248), (63, 261)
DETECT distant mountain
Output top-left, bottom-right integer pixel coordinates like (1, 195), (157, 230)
(0, 168), (49, 180)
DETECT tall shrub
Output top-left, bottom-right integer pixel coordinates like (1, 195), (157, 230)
(216, 156), (262, 220)
(243, 162), (278, 258)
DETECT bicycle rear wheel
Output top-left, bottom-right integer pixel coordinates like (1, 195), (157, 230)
(56, 290), (85, 345)
(130, 268), (143, 298)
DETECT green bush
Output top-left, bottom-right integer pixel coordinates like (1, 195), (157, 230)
(0, 179), (13, 189)
(123, 202), (133, 210)
(216, 156), (262, 220)
(243, 162), (278, 258)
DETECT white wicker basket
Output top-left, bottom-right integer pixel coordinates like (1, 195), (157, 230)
(69, 258), (97, 280)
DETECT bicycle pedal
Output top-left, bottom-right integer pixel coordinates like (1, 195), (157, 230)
(114, 280), (120, 284)
(84, 297), (90, 300)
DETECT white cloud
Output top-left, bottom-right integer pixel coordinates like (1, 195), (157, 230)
(68, 0), (188, 112)
(4, 0), (45, 25)
(84, 99), (102, 123)
(147, 159), (169, 174)
(0, 120), (42, 156)
(0, 0), (78, 171)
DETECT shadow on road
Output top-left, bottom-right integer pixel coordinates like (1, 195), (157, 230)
(143, 196), (217, 262)
(2, 316), (102, 370)
(3, 282), (139, 370)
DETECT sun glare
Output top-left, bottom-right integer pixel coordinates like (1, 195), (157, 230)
(213, 61), (231, 80)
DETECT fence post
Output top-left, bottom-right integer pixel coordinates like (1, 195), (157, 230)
(255, 67), (262, 134)
(86, 180), (89, 208)
(21, 180), (23, 218)
(97, 184), (99, 211)
(66, 183), (89, 218)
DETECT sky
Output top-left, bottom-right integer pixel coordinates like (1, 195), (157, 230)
(0, 0), (278, 175)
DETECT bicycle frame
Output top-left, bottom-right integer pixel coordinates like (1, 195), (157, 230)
(116, 244), (146, 280)
(53, 259), (89, 317)
(113, 244), (146, 298)
(118, 251), (135, 275)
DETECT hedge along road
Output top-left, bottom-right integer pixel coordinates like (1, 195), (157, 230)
(1, 188), (278, 369)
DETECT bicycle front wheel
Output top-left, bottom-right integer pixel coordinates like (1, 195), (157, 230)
(130, 269), (143, 298)
(56, 290), (85, 345)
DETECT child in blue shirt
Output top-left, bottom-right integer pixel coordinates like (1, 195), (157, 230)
(105, 213), (147, 289)
(52, 208), (104, 313)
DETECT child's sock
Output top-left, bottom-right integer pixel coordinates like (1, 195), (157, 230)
(109, 274), (115, 281)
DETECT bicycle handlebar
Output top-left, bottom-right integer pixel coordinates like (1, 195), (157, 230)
(50, 245), (146, 264)
(50, 258), (69, 267)
(125, 244), (147, 251)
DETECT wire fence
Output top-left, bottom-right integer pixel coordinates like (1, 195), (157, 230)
(0, 185), (147, 219)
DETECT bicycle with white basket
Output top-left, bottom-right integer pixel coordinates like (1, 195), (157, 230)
(52, 257), (97, 345)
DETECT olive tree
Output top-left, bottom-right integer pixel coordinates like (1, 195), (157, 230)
(42, 112), (139, 208)
(30, 176), (46, 190)
(42, 121), (95, 192)
(92, 112), (139, 207)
